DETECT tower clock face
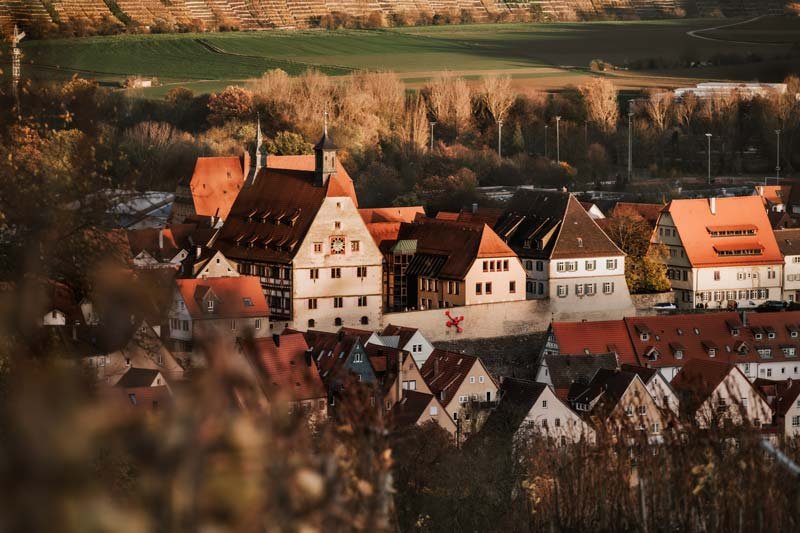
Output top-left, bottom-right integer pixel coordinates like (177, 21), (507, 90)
(330, 236), (346, 254)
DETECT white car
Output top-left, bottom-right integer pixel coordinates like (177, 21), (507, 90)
(652, 302), (677, 311)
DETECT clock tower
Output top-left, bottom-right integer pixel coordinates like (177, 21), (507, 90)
(314, 125), (337, 188)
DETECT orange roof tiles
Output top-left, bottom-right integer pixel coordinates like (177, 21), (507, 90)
(663, 197), (782, 267)
(551, 320), (638, 365)
(251, 333), (325, 401)
(359, 206), (425, 224)
(175, 276), (268, 320)
(189, 156), (246, 220)
(364, 222), (403, 252)
(268, 155), (357, 206)
(755, 185), (791, 207)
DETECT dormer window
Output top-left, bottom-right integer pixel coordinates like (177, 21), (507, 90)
(731, 328), (739, 336)
(641, 333), (649, 342)
(676, 328), (683, 336)
(709, 349), (716, 357)
(755, 333), (763, 341)
(207, 300), (214, 311)
(693, 328), (700, 335)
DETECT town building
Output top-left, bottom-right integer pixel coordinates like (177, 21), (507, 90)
(168, 276), (270, 352)
(673, 82), (787, 100)
(419, 349), (499, 439)
(570, 368), (667, 443)
(494, 190), (631, 311)
(670, 359), (772, 429)
(497, 377), (596, 447)
(534, 353), (619, 401)
(212, 131), (383, 331)
(388, 390), (457, 437)
(651, 196), (783, 309)
(304, 330), (377, 405)
(620, 364), (679, 415)
(366, 343), (430, 411)
(395, 218), (526, 311)
(775, 229), (800, 303)
(378, 324), (435, 366)
(755, 185), (791, 213)
(772, 380), (800, 438)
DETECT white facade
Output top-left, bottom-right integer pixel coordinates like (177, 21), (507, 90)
(196, 251), (240, 279)
(291, 196), (384, 332)
(781, 396), (800, 439)
(514, 386), (596, 446)
(644, 371), (679, 416)
(690, 370), (772, 429)
(378, 329), (435, 366)
(783, 254), (800, 303)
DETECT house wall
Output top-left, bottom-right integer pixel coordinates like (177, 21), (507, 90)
(443, 360), (499, 422)
(197, 252), (239, 279)
(515, 386), (596, 446)
(291, 196), (383, 332)
(783, 254), (800, 302)
(783, 401), (800, 438)
(43, 310), (67, 326)
(382, 355), (431, 409)
(401, 331), (435, 366)
(465, 257), (527, 305)
(417, 396), (458, 435)
(694, 370), (772, 428)
(606, 377), (667, 439)
(522, 258), (549, 298)
(647, 373), (680, 415)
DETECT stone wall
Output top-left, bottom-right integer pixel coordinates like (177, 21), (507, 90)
(631, 291), (675, 314)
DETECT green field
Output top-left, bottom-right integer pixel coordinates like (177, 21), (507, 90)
(6, 17), (799, 96)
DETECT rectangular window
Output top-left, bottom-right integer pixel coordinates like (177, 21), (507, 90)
(331, 268), (341, 279)
(603, 282), (614, 294)
(509, 281), (516, 294)
(793, 416), (800, 427)
(351, 240), (360, 252)
(485, 282), (492, 295)
(576, 284), (585, 297)
(503, 260), (509, 271)
(255, 319), (261, 330)
(585, 283), (596, 296)
(714, 271), (720, 281)
(231, 320), (236, 331)
(475, 283), (482, 295)
(483, 261), (488, 272)
(308, 298), (317, 310)
(357, 266), (367, 278)
(542, 400), (548, 408)
(768, 270), (776, 279)
(358, 296), (367, 307)
(557, 285), (568, 298)
(606, 259), (618, 270)
(310, 268), (319, 280)
(536, 261), (544, 272)
(586, 260), (596, 271)
(334, 297), (343, 308)
(314, 242), (323, 253)
(430, 406), (438, 416)
(525, 260), (533, 270)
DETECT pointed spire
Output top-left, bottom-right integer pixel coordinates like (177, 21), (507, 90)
(256, 112), (263, 148)
(323, 110), (329, 136)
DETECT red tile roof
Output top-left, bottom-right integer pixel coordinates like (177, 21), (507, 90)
(663, 197), (782, 267)
(364, 222), (403, 252)
(551, 320), (638, 365)
(127, 224), (199, 261)
(250, 333), (325, 401)
(419, 349), (496, 408)
(754, 185), (791, 208)
(175, 276), (268, 320)
(388, 390), (439, 430)
(214, 163), (358, 264)
(359, 206), (425, 224)
(670, 359), (740, 412)
(190, 156), (246, 220)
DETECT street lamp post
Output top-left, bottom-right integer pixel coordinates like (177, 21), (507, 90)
(776, 129), (782, 183)
(627, 111), (634, 182)
(429, 121), (436, 152)
(498, 120), (503, 157)
(705, 133), (712, 185)
(544, 124), (549, 159)
(555, 116), (561, 164)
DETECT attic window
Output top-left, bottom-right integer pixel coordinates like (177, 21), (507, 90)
(128, 394), (137, 405)
(640, 333), (649, 342)
(243, 297), (253, 307)
(207, 301), (214, 311)
(577, 237), (583, 248)
(677, 328), (683, 336)
(755, 333), (763, 341)
(693, 328), (700, 335)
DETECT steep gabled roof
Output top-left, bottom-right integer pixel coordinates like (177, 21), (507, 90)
(190, 156), (245, 220)
(774, 381), (800, 417)
(400, 219), (515, 280)
(214, 162), (357, 264)
(774, 228), (800, 256)
(388, 390), (439, 430)
(571, 368), (639, 412)
(250, 333), (325, 401)
(670, 359), (739, 413)
(611, 202), (665, 228)
(381, 324), (420, 349)
(420, 349), (495, 407)
(127, 224), (199, 262)
(663, 197), (782, 267)
(544, 353), (619, 397)
(175, 276), (268, 320)
(359, 206), (425, 224)
(305, 330), (366, 384)
(494, 190), (622, 260)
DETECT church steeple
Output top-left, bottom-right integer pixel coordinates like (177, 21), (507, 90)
(314, 112), (337, 187)
(248, 114), (266, 186)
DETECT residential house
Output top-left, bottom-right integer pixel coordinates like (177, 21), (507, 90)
(305, 330), (377, 406)
(396, 218), (526, 311)
(570, 368), (667, 442)
(115, 367), (169, 389)
(542, 319), (638, 364)
(245, 332), (328, 421)
(494, 189), (631, 310)
(104, 385), (172, 413)
(670, 359), (772, 429)
(168, 276), (270, 351)
(127, 225), (197, 269)
(365, 343), (431, 411)
(580, 201), (606, 221)
(534, 353), (619, 401)
(388, 390), (457, 436)
(378, 324), (435, 366)
(212, 131), (384, 331)
(755, 184), (791, 213)
(172, 154), (249, 224)
(497, 377), (596, 447)
(420, 349), (499, 439)
(184, 249), (240, 279)
(775, 228), (800, 303)
(621, 364), (679, 416)
(773, 380), (800, 438)
(650, 196), (783, 309)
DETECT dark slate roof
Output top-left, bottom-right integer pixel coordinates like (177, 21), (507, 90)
(494, 190), (622, 260)
(620, 363), (658, 385)
(315, 132), (338, 150)
(116, 367), (161, 388)
(571, 368), (638, 411)
(670, 359), (738, 414)
(389, 390), (434, 429)
(774, 229), (800, 256)
(483, 377), (549, 437)
(544, 353), (619, 392)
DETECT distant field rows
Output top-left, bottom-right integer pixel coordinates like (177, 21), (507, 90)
(4, 17), (799, 96)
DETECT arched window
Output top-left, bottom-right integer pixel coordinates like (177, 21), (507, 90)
(308, 319), (315, 329)
(334, 317), (343, 326)
(360, 316), (369, 325)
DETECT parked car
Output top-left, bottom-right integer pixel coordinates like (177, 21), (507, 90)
(652, 302), (677, 311)
(756, 300), (788, 312)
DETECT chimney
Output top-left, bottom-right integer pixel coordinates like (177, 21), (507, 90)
(272, 334), (280, 347)
(709, 197), (716, 215)
(196, 246), (202, 259)
(742, 310), (748, 327)
(472, 203), (478, 214)
(434, 358), (439, 378)
(305, 347), (313, 367)
(158, 229), (164, 249)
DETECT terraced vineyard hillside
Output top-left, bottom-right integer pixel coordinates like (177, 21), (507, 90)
(0, 0), (792, 35)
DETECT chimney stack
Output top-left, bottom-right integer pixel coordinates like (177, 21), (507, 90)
(196, 246), (202, 259)
(742, 310), (748, 327)
(272, 333), (280, 347)
(472, 203), (478, 214)
(158, 229), (164, 249)
(709, 197), (717, 215)
(305, 347), (313, 367)
(434, 358), (439, 378)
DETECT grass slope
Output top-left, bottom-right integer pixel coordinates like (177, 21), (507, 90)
(9, 18), (798, 94)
